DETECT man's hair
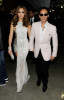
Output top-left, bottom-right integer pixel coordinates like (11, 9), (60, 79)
(29, 9), (34, 13)
(39, 7), (49, 14)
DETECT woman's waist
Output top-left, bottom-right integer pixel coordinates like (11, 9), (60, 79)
(17, 39), (28, 42)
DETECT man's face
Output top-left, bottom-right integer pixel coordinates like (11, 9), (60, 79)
(39, 9), (49, 23)
(29, 11), (34, 18)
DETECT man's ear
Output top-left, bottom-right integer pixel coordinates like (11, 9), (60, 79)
(48, 14), (49, 18)
(39, 15), (40, 19)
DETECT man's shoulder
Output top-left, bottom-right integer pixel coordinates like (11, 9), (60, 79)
(48, 22), (56, 29)
(32, 21), (41, 26)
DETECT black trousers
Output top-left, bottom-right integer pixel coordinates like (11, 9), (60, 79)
(35, 50), (50, 85)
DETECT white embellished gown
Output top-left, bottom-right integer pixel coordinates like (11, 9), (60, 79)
(13, 22), (30, 92)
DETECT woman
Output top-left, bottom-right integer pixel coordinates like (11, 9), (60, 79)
(8, 5), (31, 92)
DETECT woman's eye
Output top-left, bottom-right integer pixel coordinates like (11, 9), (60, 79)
(22, 12), (24, 13)
(18, 11), (20, 13)
(18, 11), (24, 13)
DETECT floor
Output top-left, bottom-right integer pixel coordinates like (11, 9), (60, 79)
(0, 45), (64, 100)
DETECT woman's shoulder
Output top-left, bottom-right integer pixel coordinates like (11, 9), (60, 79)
(10, 22), (14, 27)
(27, 24), (31, 29)
(10, 22), (16, 31)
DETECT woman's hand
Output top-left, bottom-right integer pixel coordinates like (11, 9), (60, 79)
(8, 50), (12, 56)
(8, 46), (12, 56)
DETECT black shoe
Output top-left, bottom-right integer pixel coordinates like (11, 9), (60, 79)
(0, 81), (6, 86)
(42, 85), (47, 92)
(36, 80), (41, 86)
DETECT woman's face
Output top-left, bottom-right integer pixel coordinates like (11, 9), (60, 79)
(18, 8), (25, 20)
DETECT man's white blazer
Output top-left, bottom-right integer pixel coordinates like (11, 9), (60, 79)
(29, 21), (58, 61)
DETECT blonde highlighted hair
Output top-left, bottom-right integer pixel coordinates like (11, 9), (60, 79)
(11, 5), (30, 27)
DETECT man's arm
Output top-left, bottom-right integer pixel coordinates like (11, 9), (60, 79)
(51, 26), (58, 60)
(29, 23), (35, 51)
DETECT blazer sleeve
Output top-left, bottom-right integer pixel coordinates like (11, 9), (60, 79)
(52, 26), (58, 57)
(29, 23), (35, 51)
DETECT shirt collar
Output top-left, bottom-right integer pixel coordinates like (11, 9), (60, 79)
(40, 21), (48, 28)
(44, 21), (48, 27)
(30, 17), (34, 20)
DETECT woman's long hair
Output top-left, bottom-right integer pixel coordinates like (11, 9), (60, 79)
(11, 5), (30, 27)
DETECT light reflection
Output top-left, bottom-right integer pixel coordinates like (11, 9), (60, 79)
(61, 6), (63, 8)
(61, 93), (64, 99)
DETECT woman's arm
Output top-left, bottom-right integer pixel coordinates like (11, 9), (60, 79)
(8, 22), (14, 55)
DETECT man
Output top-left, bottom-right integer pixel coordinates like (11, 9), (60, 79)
(29, 7), (58, 92)
(29, 10), (39, 25)
(0, 15), (8, 86)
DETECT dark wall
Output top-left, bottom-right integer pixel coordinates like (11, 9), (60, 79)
(2, 0), (33, 11)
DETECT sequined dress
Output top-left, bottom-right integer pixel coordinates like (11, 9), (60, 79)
(13, 22), (30, 92)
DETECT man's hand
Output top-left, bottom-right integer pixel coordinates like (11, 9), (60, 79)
(32, 49), (34, 52)
(50, 56), (55, 61)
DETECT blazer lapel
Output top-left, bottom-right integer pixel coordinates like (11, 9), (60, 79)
(40, 22), (50, 41)
(37, 21), (42, 41)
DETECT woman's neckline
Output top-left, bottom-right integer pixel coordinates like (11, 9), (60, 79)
(17, 21), (23, 25)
